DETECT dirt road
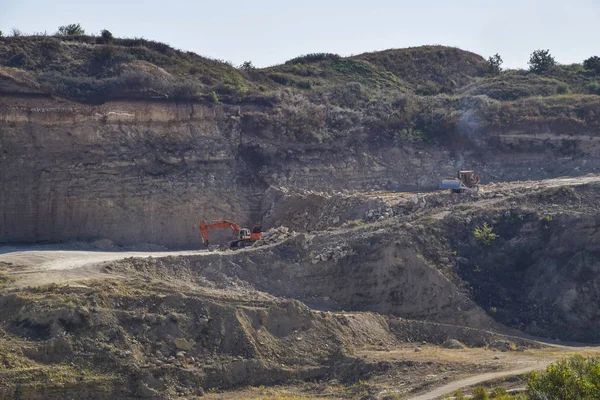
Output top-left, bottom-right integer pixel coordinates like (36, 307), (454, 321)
(0, 246), (207, 270)
(0, 245), (209, 286)
(367, 173), (600, 203)
(407, 362), (549, 400)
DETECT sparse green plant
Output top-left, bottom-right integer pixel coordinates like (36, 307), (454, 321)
(490, 387), (509, 398)
(57, 23), (85, 36)
(528, 49), (556, 74)
(208, 91), (219, 104)
(474, 266), (481, 273)
(473, 222), (498, 245)
(489, 306), (497, 314)
(346, 219), (365, 227)
(451, 250), (458, 256)
(487, 53), (503, 76)
(453, 389), (465, 399)
(472, 386), (490, 400)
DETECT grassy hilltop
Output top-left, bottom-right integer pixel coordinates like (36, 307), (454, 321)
(1, 27), (600, 143)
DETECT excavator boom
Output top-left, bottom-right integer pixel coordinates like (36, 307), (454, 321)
(199, 220), (262, 249)
(199, 220), (241, 246)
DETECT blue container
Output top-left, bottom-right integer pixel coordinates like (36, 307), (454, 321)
(440, 179), (463, 190)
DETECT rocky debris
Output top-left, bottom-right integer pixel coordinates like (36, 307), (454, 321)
(311, 244), (355, 264)
(174, 338), (195, 351)
(365, 206), (396, 222)
(488, 340), (516, 352)
(441, 339), (466, 349)
(253, 226), (294, 247)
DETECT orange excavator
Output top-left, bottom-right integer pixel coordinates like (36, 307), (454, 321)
(199, 220), (263, 250)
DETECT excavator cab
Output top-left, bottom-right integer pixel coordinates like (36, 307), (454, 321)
(238, 228), (251, 240)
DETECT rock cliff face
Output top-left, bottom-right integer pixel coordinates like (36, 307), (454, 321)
(2, 95), (600, 246)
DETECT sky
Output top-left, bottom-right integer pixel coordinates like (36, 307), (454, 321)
(1, 0), (598, 69)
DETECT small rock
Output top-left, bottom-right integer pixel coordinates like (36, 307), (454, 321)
(296, 337), (302, 341)
(415, 347), (422, 352)
(176, 351), (186, 359)
(175, 338), (196, 351)
(138, 383), (158, 398)
(77, 306), (90, 318)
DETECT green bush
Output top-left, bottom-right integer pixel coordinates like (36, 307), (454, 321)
(472, 387), (490, 400)
(583, 56), (600, 74)
(57, 23), (85, 36)
(90, 46), (131, 75)
(7, 52), (27, 67)
(556, 82), (570, 94)
(285, 53), (341, 65)
(268, 73), (293, 86)
(529, 49), (556, 74)
(586, 82), (600, 95)
(527, 355), (600, 399)
(490, 387), (510, 398)
(208, 91), (219, 104)
(100, 29), (113, 42)
(0, 30), (3, 37)
(296, 80), (312, 90)
(416, 81), (441, 95)
(473, 222), (498, 245)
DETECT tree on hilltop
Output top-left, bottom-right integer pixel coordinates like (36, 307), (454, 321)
(486, 53), (503, 75)
(583, 56), (600, 74)
(57, 23), (85, 36)
(529, 49), (556, 74)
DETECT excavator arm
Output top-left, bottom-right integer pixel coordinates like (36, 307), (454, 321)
(199, 220), (241, 246)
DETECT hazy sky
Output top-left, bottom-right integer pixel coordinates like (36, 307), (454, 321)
(1, 0), (598, 69)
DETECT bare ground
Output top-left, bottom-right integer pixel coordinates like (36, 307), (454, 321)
(2, 176), (600, 398)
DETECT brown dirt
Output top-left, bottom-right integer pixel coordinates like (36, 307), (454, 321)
(2, 176), (600, 398)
